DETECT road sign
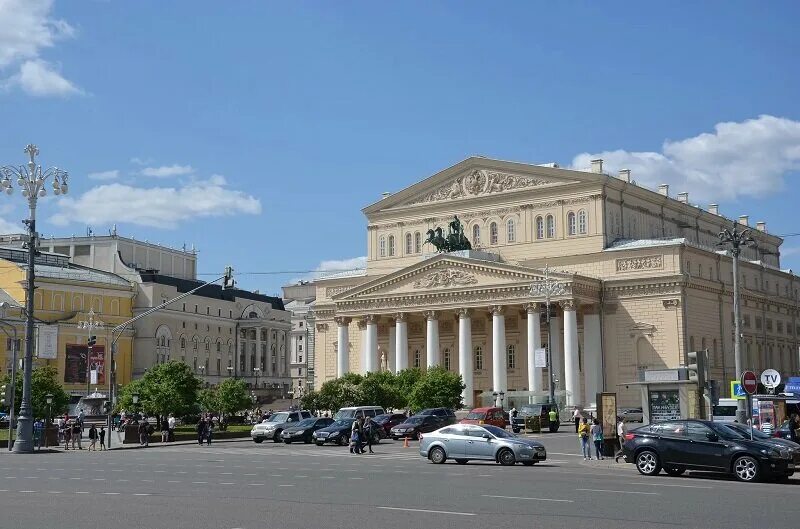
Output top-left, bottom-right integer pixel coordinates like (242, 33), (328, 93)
(741, 371), (758, 394)
(730, 380), (746, 400)
(760, 369), (781, 389)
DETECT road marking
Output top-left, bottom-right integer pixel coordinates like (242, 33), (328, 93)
(295, 475), (308, 478)
(278, 484), (294, 487)
(192, 481), (208, 484)
(167, 480), (181, 483)
(577, 488), (659, 495)
(270, 474), (283, 477)
(483, 494), (573, 503)
(133, 493), (151, 496)
(249, 483), (265, 486)
(632, 482), (713, 489)
(244, 473), (257, 476)
(221, 472), (233, 475)
(103, 492), (120, 495)
(75, 491), (89, 494)
(377, 507), (475, 516)
(349, 477), (364, 480)
(220, 482), (235, 485)
(320, 476), (334, 479)
(47, 491), (62, 494)
(18, 490), (36, 493)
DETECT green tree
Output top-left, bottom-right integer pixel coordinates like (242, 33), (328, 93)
(215, 378), (251, 416)
(0, 365), (69, 420)
(409, 367), (465, 411)
(117, 361), (201, 418)
(317, 377), (363, 412)
(300, 390), (321, 414)
(360, 371), (404, 410)
(395, 368), (423, 403)
(197, 388), (219, 413)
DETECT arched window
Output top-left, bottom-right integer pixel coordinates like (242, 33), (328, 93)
(474, 345), (483, 370)
(414, 232), (422, 253)
(180, 336), (186, 350)
(379, 236), (386, 257)
(535, 216), (544, 240)
(507, 344), (516, 369)
(567, 212), (576, 236)
(578, 210), (587, 234)
(472, 225), (481, 246)
(490, 222), (498, 245)
(388, 235), (395, 256)
(507, 219), (515, 243)
(405, 233), (412, 254)
(546, 215), (555, 238)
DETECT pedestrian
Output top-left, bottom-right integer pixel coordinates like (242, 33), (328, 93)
(160, 416), (169, 443)
(573, 408), (582, 433)
(33, 418), (44, 450)
(77, 408), (85, 427)
(99, 426), (106, 450)
(362, 417), (375, 454)
(56, 416), (65, 444)
(578, 418), (591, 460)
(72, 420), (82, 450)
(349, 419), (361, 454)
(205, 417), (213, 445)
(138, 417), (150, 447)
(614, 417), (627, 462)
(88, 424), (98, 451)
(548, 407), (558, 429)
(196, 416), (207, 445)
(63, 420), (72, 450)
(168, 413), (176, 442)
(590, 418), (604, 460)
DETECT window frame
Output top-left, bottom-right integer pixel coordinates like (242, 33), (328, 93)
(489, 222), (498, 245)
(506, 218), (515, 243)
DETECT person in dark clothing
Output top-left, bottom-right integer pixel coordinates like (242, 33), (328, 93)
(205, 418), (213, 445)
(160, 417), (169, 443)
(99, 426), (106, 450)
(88, 424), (98, 451)
(138, 419), (149, 447)
(196, 417), (207, 445)
(362, 417), (375, 454)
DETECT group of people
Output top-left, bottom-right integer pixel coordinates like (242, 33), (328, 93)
(349, 416), (376, 454)
(577, 417), (606, 460)
(196, 415), (215, 445)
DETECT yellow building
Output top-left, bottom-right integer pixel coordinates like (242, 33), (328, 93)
(0, 247), (135, 398)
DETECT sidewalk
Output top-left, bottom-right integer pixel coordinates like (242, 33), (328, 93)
(37, 436), (252, 452)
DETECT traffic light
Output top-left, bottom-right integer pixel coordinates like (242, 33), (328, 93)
(102, 401), (111, 413)
(88, 335), (96, 347)
(686, 349), (706, 390)
(707, 379), (720, 406)
(0, 383), (8, 408)
(223, 265), (235, 290)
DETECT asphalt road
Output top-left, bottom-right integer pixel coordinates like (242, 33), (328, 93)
(0, 432), (798, 529)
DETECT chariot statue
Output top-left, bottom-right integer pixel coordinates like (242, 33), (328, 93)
(425, 215), (472, 253)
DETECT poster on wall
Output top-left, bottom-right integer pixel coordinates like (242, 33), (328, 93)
(36, 325), (58, 359)
(64, 344), (105, 384)
(534, 348), (547, 368)
(649, 390), (680, 422)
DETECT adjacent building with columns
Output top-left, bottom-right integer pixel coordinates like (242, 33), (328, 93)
(312, 157), (799, 410)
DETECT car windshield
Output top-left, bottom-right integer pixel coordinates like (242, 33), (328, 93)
(483, 425), (515, 439)
(335, 409), (356, 419)
(465, 411), (485, 420)
(373, 414), (390, 423)
(332, 419), (355, 428)
(267, 412), (288, 423)
(520, 405), (542, 415)
(294, 419), (316, 428)
(404, 417), (424, 425)
(417, 409), (436, 415)
(722, 423), (770, 440)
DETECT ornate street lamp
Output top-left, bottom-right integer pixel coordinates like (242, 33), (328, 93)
(45, 393), (53, 448)
(1, 145), (69, 453)
(529, 265), (567, 406)
(78, 309), (104, 396)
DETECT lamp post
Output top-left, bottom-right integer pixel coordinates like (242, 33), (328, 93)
(45, 393), (53, 448)
(226, 365), (234, 378)
(78, 309), (104, 396)
(499, 391), (506, 410)
(253, 367), (261, 390)
(132, 393), (140, 421)
(529, 265), (567, 406)
(718, 221), (756, 424)
(1, 144), (69, 453)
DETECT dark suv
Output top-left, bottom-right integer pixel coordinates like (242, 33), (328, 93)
(415, 408), (457, 426)
(511, 403), (560, 433)
(623, 419), (799, 482)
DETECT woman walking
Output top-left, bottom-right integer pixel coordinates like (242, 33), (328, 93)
(196, 416), (207, 446)
(349, 419), (361, 454)
(578, 417), (591, 460)
(590, 418), (604, 460)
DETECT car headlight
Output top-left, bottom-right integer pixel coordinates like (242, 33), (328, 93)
(761, 448), (784, 458)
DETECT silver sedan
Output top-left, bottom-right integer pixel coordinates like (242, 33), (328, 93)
(419, 424), (546, 466)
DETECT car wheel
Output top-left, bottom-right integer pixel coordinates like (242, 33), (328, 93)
(498, 448), (516, 466)
(429, 446), (447, 464)
(664, 466), (685, 477)
(253, 438), (263, 444)
(338, 436), (348, 446)
(522, 461), (535, 466)
(635, 450), (661, 476)
(304, 438), (311, 444)
(455, 459), (468, 465)
(315, 442), (324, 447)
(273, 431), (282, 443)
(733, 455), (760, 482)
(283, 439), (292, 444)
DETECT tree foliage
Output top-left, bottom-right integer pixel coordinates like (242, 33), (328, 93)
(117, 361), (201, 418)
(215, 378), (251, 416)
(0, 365), (70, 420)
(409, 367), (465, 411)
(197, 388), (219, 413)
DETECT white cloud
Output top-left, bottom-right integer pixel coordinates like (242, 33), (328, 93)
(571, 115), (800, 202)
(0, 0), (79, 97)
(49, 176), (261, 229)
(129, 157), (154, 166)
(0, 216), (21, 234)
(87, 169), (119, 181)
(311, 256), (367, 279)
(140, 164), (194, 178)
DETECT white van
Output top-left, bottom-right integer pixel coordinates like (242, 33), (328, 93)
(711, 398), (739, 423)
(334, 406), (386, 419)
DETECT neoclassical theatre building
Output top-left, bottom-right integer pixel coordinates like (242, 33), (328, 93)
(313, 157), (799, 409)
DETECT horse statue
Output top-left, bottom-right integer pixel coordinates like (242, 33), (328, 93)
(425, 216), (472, 253)
(425, 227), (449, 252)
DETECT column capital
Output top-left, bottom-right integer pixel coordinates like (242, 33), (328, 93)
(424, 310), (438, 321)
(457, 308), (472, 319)
(316, 323), (329, 332)
(524, 302), (539, 315)
(357, 319), (368, 330)
(333, 316), (352, 326)
(364, 314), (378, 324)
(489, 305), (505, 316)
(395, 312), (408, 322)
(559, 299), (577, 312)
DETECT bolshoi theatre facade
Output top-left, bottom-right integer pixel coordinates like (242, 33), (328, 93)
(312, 157), (799, 410)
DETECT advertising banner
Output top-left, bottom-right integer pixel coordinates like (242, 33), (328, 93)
(649, 390), (680, 422)
(64, 344), (105, 384)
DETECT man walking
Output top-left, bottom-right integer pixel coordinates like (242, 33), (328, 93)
(196, 416), (207, 445)
(362, 417), (375, 454)
(614, 417), (626, 462)
(33, 418), (44, 450)
(573, 408), (582, 433)
(167, 413), (176, 442)
(138, 417), (150, 447)
(72, 420), (82, 450)
(160, 416), (169, 443)
(88, 423), (98, 451)
(99, 426), (106, 451)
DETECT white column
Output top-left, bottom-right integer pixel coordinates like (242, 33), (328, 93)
(526, 303), (543, 396)
(562, 300), (581, 407)
(335, 317), (350, 378)
(425, 311), (439, 368)
(388, 325), (396, 373)
(550, 314), (563, 391)
(491, 306), (507, 405)
(583, 309), (602, 407)
(365, 315), (378, 373)
(395, 313), (408, 373)
(358, 319), (368, 374)
(458, 309), (473, 408)
(255, 328), (262, 375)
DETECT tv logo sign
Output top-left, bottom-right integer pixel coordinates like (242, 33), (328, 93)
(760, 369), (781, 389)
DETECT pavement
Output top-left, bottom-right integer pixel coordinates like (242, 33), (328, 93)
(0, 431), (798, 529)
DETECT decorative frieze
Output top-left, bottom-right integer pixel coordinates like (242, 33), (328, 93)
(412, 268), (478, 289)
(315, 323), (329, 332)
(406, 169), (551, 205)
(615, 255), (664, 273)
(326, 286), (352, 298)
(662, 299), (680, 309)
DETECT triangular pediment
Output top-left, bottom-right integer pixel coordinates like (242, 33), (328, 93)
(363, 157), (598, 214)
(334, 254), (574, 301)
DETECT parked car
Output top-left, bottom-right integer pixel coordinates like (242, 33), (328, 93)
(390, 415), (442, 440)
(511, 403), (560, 433)
(280, 417), (335, 444)
(623, 419), (798, 482)
(250, 410), (312, 443)
(373, 413), (407, 438)
(460, 407), (507, 429)
(722, 422), (800, 450)
(420, 424), (547, 466)
(774, 420), (799, 441)
(620, 407), (644, 423)
(313, 419), (356, 446)
(415, 408), (457, 426)
(334, 406), (386, 420)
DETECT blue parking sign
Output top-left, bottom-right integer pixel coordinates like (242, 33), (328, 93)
(730, 381), (746, 399)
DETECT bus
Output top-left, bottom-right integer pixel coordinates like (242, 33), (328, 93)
(711, 398), (739, 422)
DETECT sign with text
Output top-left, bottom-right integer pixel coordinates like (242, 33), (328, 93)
(534, 348), (547, 368)
(644, 369), (680, 382)
(64, 344), (105, 384)
(760, 369), (781, 389)
(36, 325), (58, 360)
(649, 390), (680, 422)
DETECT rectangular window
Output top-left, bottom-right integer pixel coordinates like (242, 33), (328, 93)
(743, 315), (751, 327)
(756, 317), (762, 330)
(766, 319), (773, 332)
(507, 344), (516, 369)
(474, 346), (483, 370)
(298, 344), (303, 352)
(299, 355), (303, 363)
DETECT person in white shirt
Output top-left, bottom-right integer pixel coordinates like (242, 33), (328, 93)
(167, 414), (176, 443)
(614, 417), (626, 462)
(573, 408), (582, 433)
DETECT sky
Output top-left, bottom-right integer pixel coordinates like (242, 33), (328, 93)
(0, 1), (799, 296)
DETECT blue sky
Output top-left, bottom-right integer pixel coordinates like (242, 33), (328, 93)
(0, 1), (799, 296)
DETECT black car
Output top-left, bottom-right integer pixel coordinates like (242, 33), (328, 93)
(511, 403), (559, 433)
(312, 419), (381, 446)
(280, 417), (334, 444)
(373, 413), (408, 438)
(623, 419), (798, 482)
(390, 415), (442, 440)
(415, 408), (456, 426)
(722, 422), (800, 450)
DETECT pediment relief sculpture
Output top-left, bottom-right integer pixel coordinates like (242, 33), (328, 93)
(412, 268), (479, 289)
(406, 169), (551, 205)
